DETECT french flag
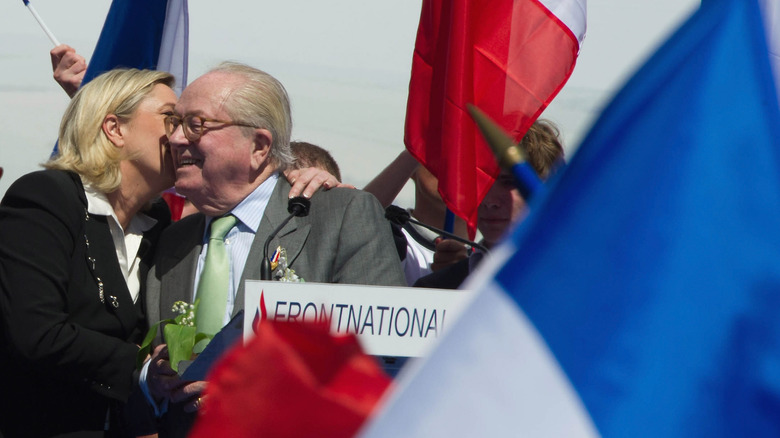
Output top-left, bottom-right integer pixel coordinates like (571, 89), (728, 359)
(361, 0), (780, 436)
(404, 0), (586, 236)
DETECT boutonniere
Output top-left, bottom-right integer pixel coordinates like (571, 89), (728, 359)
(136, 299), (212, 372)
(271, 246), (305, 282)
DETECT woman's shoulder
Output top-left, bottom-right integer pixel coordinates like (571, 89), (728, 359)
(8, 168), (75, 188)
(2, 169), (86, 216)
(6, 169), (81, 196)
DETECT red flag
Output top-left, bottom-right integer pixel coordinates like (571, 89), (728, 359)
(405, 0), (585, 235)
(189, 320), (391, 438)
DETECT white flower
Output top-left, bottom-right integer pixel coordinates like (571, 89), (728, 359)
(172, 300), (196, 327)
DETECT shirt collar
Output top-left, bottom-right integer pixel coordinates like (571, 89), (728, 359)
(204, 172), (279, 233)
(81, 179), (157, 233)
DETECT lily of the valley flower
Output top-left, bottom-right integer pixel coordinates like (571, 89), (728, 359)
(136, 299), (211, 372)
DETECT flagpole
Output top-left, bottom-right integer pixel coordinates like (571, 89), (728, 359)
(466, 104), (543, 201)
(22, 0), (61, 47)
(443, 209), (455, 233)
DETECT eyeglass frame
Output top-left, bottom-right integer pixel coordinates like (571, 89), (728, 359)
(164, 114), (259, 141)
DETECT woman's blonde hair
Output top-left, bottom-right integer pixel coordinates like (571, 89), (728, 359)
(45, 68), (174, 193)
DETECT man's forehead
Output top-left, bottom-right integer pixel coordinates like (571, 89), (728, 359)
(177, 74), (235, 114)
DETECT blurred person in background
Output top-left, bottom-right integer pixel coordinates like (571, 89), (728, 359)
(364, 150), (469, 285)
(415, 120), (565, 289)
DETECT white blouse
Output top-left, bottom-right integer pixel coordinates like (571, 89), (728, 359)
(82, 182), (157, 303)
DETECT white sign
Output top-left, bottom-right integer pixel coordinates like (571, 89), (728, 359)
(244, 281), (473, 357)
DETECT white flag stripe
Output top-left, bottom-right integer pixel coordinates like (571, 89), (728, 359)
(157, 0), (189, 96)
(759, 0), (780, 100)
(360, 246), (598, 438)
(539, 0), (587, 46)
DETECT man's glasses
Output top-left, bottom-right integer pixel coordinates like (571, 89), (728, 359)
(164, 114), (258, 141)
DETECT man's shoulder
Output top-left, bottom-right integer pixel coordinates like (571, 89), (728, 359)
(309, 187), (383, 212)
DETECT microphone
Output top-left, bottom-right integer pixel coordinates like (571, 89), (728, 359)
(261, 197), (311, 280)
(385, 205), (489, 254)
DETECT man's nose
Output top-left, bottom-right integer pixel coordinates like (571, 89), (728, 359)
(168, 124), (188, 150)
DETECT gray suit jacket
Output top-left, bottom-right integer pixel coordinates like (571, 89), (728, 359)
(147, 177), (406, 332)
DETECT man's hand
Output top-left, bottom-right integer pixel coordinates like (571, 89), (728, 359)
(147, 344), (207, 412)
(172, 380), (208, 413)
(430, 238), (469, 271)
(285, 167), (354, 199)
(50, 44), (86, 98)
(147, 344), (181, 401)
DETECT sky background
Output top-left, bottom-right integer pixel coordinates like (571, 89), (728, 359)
(0, 0), (700, 203)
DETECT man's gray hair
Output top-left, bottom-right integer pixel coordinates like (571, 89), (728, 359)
(209, 62), (294, 170)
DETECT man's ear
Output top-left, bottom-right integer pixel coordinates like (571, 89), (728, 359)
(250, 128), (273, 170)
(102, 114), (125, 148)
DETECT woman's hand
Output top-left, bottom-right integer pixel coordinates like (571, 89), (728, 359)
(284, 167), (354, 199)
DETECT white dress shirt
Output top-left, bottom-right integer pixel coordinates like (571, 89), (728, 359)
(400, 217), (439, 286)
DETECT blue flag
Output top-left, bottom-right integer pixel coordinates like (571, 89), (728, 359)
(361, 0), (780, 436)
(82, 0), (188, 94)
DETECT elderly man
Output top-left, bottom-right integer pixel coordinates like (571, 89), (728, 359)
(143, 62), (405, 436)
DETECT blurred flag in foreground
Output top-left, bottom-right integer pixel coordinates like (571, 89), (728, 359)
(189, 320), (390, 438)
(82, 0), (188, 95)
(404, 0), (585, 235)
(761, 0), (780, 94)
(362, 0), (780, 436)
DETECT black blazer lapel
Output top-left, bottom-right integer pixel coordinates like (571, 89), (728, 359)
(84, 214), (138, 336)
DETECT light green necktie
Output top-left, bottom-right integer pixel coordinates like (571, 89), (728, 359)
(195, 214), (237, 336)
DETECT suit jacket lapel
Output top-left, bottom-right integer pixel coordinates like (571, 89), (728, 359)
(158, 214), (205, 321)
(270, 178), (311, 266)
(233, 179), (311, 317)
(137, 199), (172, 332)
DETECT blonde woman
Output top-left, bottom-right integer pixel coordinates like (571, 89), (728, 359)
(0, 68), (176, 437)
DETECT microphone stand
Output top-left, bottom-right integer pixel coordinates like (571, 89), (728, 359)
(385, 205), (489, 254)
